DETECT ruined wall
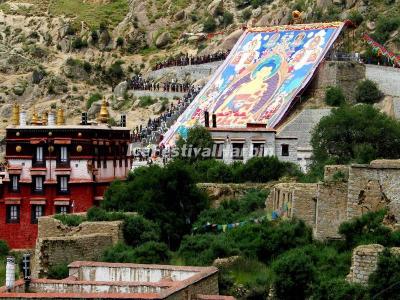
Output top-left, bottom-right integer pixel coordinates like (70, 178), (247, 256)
(32, 216), (124, 279)
(166, 273), (219, 300)
(266, 183), (318, 228)
(314, 182), (348, 240)
(310, 60), (366, 102)
(198, 183), (273, 207)
(346, 244), (400, 285)
(347, 160), (400, 221)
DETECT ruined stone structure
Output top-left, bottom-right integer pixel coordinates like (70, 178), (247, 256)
(32, 216), (124, 278)
(1, 261), (229, 300)
(267, 160), (400, 239)
(198, 183), (273, 207)
(310, 60), (366, 102)
(347, 244), (400, 285)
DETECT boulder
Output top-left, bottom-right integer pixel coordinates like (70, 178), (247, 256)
(252, 7), (262, 18)
(174, 10), (185, 21)
(366, 21), (376, 31)
(99, 30), (111, 49)
(255, 15), (270, 27)
(59, 38), (71, 53)
(155, 32), (171, 48)
(88, 101), (102, 119)
(114, 81), (128, 99)
(346, 0), (357, 8)
(208, 0), (223, 16)
(220, 29), (244, 50)
(0, 104), (13, 119)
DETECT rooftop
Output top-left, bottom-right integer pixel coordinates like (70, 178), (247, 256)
(0, 261), (221, 300)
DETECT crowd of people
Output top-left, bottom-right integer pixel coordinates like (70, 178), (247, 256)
(128, 75), (194, 93)
(132, 85), (202, 148)
(152, 50), (230, 71)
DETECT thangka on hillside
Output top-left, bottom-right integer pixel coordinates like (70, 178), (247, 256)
(162, 22), (345, 146)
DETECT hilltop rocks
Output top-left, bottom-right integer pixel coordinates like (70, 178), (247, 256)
(174, 10), (185, 21)
(155, 32), (171, 48)
(220, 29), (244, 51)
(208, 0), (223, 16)
(99, 30), (112, 49)
(114, 81), (128, 99)
(88, 101), (102, 119)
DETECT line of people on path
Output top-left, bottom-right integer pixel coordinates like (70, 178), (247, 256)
(128, 75), (194, 93)
(132, 86), (202, 144)
(152, 50), (230, 71)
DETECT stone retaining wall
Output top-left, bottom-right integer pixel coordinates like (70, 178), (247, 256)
(32, 216), (124, 278)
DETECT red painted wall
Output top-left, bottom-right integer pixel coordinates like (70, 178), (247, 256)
(0, 182), (110, 249)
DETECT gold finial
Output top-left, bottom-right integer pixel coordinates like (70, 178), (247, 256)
(31, 106), (40, 125)
(98, 98), (110, 124)
(41, 111), (48, 126)
(12, 103), (20, 126)
(56, 108), (65, 125)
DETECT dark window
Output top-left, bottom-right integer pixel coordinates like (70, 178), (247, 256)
(232, 143), (244, 160)
(57, 176), (69, 194)
(56, 205), (69, 215)
(9, 175), (20, 192)
(281, 144), (289, 157)
(31, 205), (45, 224)
(32, 176), (44, 194)
(253, 143), (265, 157)
(6, 205), (20, 224)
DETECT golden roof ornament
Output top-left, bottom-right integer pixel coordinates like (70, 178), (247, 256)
(31, 106), (40, 125)
(292, 10), (302, 24)
(41, 111), (48, 126)
(56, 108), (65, 125)
(11, 103), (20, 126)
(98, 98), (110, 124)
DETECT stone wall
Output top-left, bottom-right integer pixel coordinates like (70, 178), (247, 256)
(366, 64), (400, 97)
(345, 244), (400, 285)
(314, 182), (348, 240)
(310, 60), (366, 102)
(198, 183), (272, 207)
(266, 183), (318, 228)
(347, 160), (400, 221)
(32, 216), (124, 278)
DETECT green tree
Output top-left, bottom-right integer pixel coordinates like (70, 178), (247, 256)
(368, 249), (400, 299)
(102, 161), (208, 249)
(0, 240), (9, 256)
(131, 241), (171, 264)
(203, 16), (217, 33)
(325, 86), (345, 107)
(176, 125), (213, 162)
(311, 105), (400, 166)
(123, 215), (160, 247)
(355, 80), (383, 104)
(272, 248), (315, 300)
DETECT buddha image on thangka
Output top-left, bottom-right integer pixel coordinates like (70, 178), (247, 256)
(164, 25), (340, 145)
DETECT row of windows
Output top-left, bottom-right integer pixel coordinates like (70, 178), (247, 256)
(6, 205), (69, 224)
(33, 146), (68, 166)
(9, 175), (69, 194)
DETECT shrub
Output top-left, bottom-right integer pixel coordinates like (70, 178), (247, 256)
(83, 61), (92, 74)
(325, 86), (345, 106)
(223, 11), (234, 27)
(0, 240), (9, 256)
(312, 278), (367, 300)
(102, 242), (136, 263)
(123, 215), (160, 247)
(91, 30), (99, 44)
(47, 263), (69, 279)
(368, 249), (400, 299)
(138, 96), (156, 107)
(348, 10), (364, 26)
(131, 241), (171, 264)
(203, 17), (217, 33)
(338, 210), (391, 249)
(54, 214), (86, 226)
(71, 37), (88, 50)
(116, 36), (124, 47)
(355, 79), (382, 104)
(86, 93), (102, 109)
(241, 8), (252, 21)
(271, 248), (315, 300)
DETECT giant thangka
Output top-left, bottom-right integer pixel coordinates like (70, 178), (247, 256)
(162, 22), (345, 146)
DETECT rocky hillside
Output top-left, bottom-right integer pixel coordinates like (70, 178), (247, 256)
(0, 0), (398, 134)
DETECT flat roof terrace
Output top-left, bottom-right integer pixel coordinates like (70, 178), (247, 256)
(0, 261), (220, 300)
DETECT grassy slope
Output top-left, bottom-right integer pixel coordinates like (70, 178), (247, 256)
(49, 0), (129, 29)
